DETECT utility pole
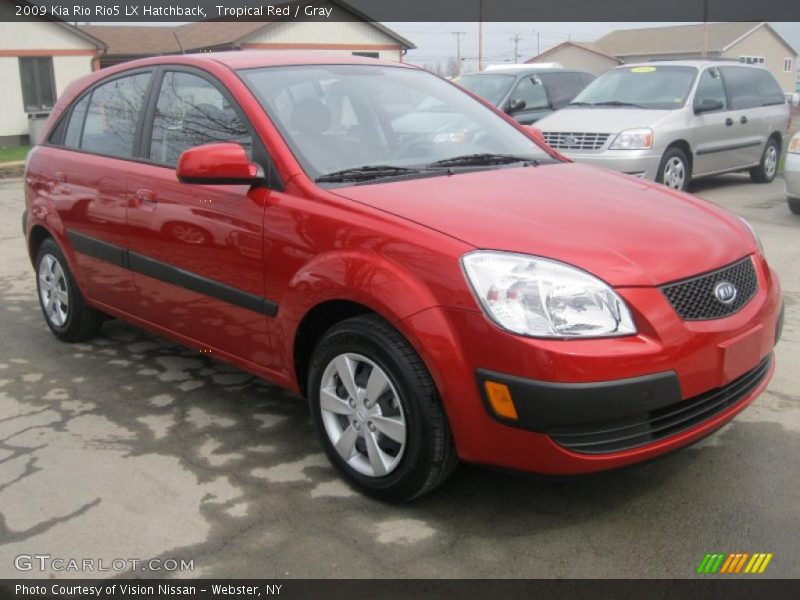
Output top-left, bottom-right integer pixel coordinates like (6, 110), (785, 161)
(478, 0), (484, 71)
(452, 31), (466, 75)
(537, 31), (540, 55)
(511, 33), (522, 64)
(702, 0), (709, 57)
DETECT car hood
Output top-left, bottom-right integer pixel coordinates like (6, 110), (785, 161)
(535, 106), (672, 134)
(332, 162), (752, 287)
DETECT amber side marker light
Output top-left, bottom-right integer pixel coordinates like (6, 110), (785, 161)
(484, 381), (518, 420)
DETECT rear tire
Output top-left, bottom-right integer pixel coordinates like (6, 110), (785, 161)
(750, 138), (779, 183)
(35, 238), (104, 342)
(656, 147), (690, 191)
(308, 314), (457, 501)
(789, 197), (800, 215)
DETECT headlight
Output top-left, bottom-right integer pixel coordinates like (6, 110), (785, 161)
(461, 251), (637, 338)
(788, 133), (800, 154)
(610, 128), (653, 150)
(739, 217), (764, 254)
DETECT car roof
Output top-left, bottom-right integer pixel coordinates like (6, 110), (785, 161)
(613, 59), (768, 70)
(463, 67), (588, 77)
(108, 50), (419, 71)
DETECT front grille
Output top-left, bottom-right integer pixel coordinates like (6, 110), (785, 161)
(549, 356), (771, 454)
(542, 131), (610, 150)
(661, 257), (758, 321)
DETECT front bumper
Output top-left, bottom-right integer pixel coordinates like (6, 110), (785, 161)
(559, 148), (662, 180)
(785, 153), (800, 199)
(400, 255), (782, 474)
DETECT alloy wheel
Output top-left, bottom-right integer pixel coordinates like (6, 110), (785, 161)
(319, 353), (407, 477)
(764, 145), (778, 179)
(38, 254), (69, 327)
(663, 156), (686, 190)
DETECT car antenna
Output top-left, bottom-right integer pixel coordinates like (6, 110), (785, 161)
(173, 32), (185, 54)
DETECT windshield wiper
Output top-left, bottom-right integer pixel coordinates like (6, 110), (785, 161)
(426, 153), (538, 168)
(579, 100), (646, 109)
(315, 165), (422, 183)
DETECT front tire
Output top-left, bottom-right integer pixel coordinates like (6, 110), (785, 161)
(750, 138), (779, 183)
(656, 147), (690, 191)
(308, 315), (457, 501)
(789, 197), (800, 215)
(35, 238), (103, 342)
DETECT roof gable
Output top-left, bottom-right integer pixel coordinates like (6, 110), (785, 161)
(595, 22), (761, 56)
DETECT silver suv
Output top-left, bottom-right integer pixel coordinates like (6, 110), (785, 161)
(536, 61), (789, 190)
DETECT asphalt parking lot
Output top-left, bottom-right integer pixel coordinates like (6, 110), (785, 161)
(0, 174), (798, 579)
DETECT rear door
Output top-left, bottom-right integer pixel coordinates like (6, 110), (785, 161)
(126, 67), (273, 364)
(719, 66), (767, 167)
(46, 69), (153, 313)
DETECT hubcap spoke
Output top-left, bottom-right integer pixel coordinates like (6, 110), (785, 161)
(319, 387), (354, 416)
(333, 355), (358, 400)
(365, 366), (390, 405)
(334, 424), (359, 460)
(370, 415), (406, 444)
(364, 430), (390, 477)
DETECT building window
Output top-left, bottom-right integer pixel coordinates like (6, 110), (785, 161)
(784, 58), (793, 72)
(352, 52), (379, 59)
(18, 57), (56, 111)
(739, 55), (765, 65)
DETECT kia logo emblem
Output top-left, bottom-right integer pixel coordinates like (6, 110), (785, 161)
(560, 135), (578, 145)
(714, 281), (738, 305)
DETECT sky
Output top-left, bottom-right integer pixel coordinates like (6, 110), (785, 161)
(388, 22), (800, 73)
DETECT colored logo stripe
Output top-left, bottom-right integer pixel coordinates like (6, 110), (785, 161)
(698, 553), (773, 574)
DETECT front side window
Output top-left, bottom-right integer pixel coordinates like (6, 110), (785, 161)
(80, 72), (151, 158)
(571, 65), (697, 110)
(19, 57), (56, 111)
(539, 72), (588, 109)
(510, 77), (549, 111)
(149, 71), (251, 166)
(241, 65), (553, 181)
(693, 68), (727, 112)
(455, 74), (515, 106)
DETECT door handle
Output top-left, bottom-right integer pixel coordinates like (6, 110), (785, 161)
(133, 188), (157, 208)
(53, 170), (71, 193)
(740, 115), (748, 124)
(725, 118), (734, 126)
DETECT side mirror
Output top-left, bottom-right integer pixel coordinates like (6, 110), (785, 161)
(176, 143), (263, 185)
(695, 98), (724, 114)
(506, 98), (527, 114)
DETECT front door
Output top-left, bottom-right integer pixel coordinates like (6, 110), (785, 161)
(126, 69), (270, 365)
(691, 67), (740, 176)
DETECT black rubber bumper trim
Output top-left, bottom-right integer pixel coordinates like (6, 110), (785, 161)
(22, 209), (27, 235)
(476, 367), (682, 432)
(66, 229), (277, 317)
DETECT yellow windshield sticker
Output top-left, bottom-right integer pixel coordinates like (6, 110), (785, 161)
(631, 66), (656, 73)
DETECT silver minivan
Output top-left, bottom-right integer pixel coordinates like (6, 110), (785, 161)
(536, 61), (789, 190)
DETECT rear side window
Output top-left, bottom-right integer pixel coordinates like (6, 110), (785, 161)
(753, 69), (785, 106)
(80, 72), (152, 158)
(63, 95), (90, 148)
(719, 67), (761, 110)
(149, 71), (251, 166)
(539, 72), (587, 109)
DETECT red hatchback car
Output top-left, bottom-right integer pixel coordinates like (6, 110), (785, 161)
(24, 52), (783, 500)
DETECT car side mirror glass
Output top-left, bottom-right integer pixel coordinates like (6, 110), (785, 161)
(506, 98), (527, 114)
(176, 143), (264, 185)
(695, 98), (724, 114)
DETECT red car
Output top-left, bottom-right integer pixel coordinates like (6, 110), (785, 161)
(24, 53), (783, 501)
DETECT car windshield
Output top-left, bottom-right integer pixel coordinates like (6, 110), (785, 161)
(570, 65), (698, 110)
(239, 65), (553, 182)
(456, 73), (516, 105)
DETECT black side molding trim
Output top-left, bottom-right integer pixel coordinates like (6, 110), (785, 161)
(128, 251), (277, 317)
(696, 140), (762, 156)
(66, 229), (277, 317)
(67, 230), (128, 268)
(476, 367), (682, 432)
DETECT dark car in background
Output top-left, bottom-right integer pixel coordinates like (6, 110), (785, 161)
(456, 66), (594, 124)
